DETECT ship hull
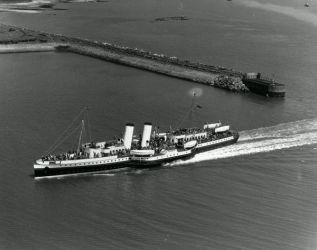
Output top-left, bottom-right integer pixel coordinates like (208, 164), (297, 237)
(242, 79), (285, 97)
(34, 158), (130, 178)
(268, 90), (285, 97)
(129, 149), (195, 168)
(196, 135), (239, 153)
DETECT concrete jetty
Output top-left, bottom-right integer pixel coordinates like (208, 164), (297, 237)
(0, 23), (249, 93)
(59, 43), (224, 85)
(0, 43), (57, 53)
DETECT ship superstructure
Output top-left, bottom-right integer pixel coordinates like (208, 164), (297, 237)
(168, 122), (239, 152)
(34, 122), (135, 177)
(129, 123), (197, 167)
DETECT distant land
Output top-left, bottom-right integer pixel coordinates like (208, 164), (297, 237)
(0, 0), (105, 12)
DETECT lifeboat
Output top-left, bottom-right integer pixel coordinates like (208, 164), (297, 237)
(130, 149), (155, 156)
(184, 140), (197, 149)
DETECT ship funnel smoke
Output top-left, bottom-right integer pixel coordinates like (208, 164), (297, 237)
(141, 123), (152, 148)
(123, 123), (134, 149)
(166, 118), (317, 166)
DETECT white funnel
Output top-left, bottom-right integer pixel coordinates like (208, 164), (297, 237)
(141, 122), (152, 148)
(123, 123), (134, 149)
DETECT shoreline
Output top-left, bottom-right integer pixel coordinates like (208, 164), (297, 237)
(0, 23), (249, 93)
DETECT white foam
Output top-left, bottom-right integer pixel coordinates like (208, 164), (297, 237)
(167, 119), (317, 166)
(94, 173), (116, 177)
(0, 8), (40, 13)
(236, 1), (317, 28)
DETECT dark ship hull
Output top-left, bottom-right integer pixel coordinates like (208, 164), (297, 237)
(129, 148), (195, 167)
(34, 163), (127, 178)
(242, 73), (285, 97)
(196, 133), (239, 153)
(34, 157), (130, 178)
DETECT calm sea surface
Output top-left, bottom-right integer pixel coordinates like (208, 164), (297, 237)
(1, 0), (317, 249)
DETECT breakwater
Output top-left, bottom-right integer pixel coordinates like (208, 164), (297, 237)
(0, 23), (249, 93)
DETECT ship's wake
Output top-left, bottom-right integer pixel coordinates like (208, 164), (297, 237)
(167, 118), (317, 166)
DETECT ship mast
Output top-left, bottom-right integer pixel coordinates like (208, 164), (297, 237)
(77, 120), (85, 154)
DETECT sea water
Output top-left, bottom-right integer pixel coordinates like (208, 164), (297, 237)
(0, 0), (317, 249)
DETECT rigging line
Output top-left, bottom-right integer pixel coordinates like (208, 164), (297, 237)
(45, 113), (83, 155)
(71, 127), (79, 151)
(174, 104), (192, 129)
(175, 94), (197, 129)
(71, 122), (83, 152)
(50, 123), (82, 154)
(85, 107), (92, 142)
(192, 107), (205, 125)
(46, 111), (82, 154)
(48, 123), (82, 155)
(44, 107), (87, 155)
(77, 120), (85, 153)
(82, 121), (87, 145)
(81, 112), (86, 145)
(81, 111), (87, 145)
